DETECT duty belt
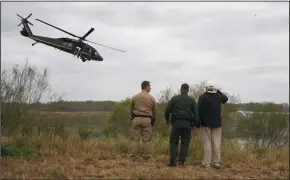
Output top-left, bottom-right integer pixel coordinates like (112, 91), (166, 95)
(131, 113), (155, 126)
(132, 113), (152, 119)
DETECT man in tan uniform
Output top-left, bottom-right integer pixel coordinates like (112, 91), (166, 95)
(130, 81), (157, 161)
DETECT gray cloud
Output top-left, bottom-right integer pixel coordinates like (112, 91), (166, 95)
(1, 2), (289, 103)
(246, 64), (289, 75)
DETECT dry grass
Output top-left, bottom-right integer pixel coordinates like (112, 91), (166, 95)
(1, 133), (289, 179)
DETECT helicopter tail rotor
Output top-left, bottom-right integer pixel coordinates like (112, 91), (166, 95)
(17, 13), (33, 26)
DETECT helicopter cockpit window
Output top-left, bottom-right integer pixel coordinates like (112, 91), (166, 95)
(89, 48), (92, 53)
(63, 42), (68, 46)
(95, 51), (99, 56)
(67, 43), (73, 48)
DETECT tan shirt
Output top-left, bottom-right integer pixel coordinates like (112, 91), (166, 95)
(130, 90), (156, 118)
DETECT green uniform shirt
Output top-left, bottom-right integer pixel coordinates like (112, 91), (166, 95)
(164, 93), (199, 128)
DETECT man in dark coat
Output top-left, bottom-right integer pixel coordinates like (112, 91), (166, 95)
(164, 83), (199, 167)
(197, 83), (228, 169)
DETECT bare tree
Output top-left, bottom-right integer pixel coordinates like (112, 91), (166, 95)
(1, 60), (62, 136)
(156, 85), (176, 103)
(188, 80), (207, 100)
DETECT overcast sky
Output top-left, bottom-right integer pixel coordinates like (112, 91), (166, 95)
(1, 2), (289, 103)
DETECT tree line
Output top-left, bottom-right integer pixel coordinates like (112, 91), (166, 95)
(1, 61), (289, 148)
(14, 100), (287, 112)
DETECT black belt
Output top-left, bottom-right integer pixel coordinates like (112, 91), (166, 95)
(132, 114), (153, 118)
(131, 113), (155, 126)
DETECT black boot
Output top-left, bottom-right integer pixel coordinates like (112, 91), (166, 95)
(178, 161), (185, 167)
(167, 163), (176, 167)
(167, 160), (177, 167)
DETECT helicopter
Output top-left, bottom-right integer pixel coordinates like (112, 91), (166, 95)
(17, 13), (125, 62)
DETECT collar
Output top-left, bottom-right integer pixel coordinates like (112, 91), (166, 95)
(206, 90), (217, 94)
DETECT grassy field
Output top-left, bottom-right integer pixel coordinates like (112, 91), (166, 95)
(34, 110), (112, 127)
(1, 134), (289, 179)
(1, 111), (289, 179)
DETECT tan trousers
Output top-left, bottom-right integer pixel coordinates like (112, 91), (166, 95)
(201, 127), (222, 165)
(130, 117), (152, 160)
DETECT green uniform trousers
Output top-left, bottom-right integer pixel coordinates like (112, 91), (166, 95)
(169, 126), (192, 163)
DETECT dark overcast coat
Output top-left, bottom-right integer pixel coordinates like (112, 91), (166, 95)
(198, 90), (228, 128)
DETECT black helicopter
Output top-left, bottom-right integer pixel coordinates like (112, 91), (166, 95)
(17, 13), (125, 62)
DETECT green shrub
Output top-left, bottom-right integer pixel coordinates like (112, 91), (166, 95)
(77, 127), (94, 139)
(1, 139), (41, 161)
(236, 112), (289, 148)
(1, 144), (22, 157)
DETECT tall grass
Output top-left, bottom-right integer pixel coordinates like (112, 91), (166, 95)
(1, 132), (288, 179)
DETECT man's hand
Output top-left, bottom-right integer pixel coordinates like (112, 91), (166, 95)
(151, 118), (156, 126)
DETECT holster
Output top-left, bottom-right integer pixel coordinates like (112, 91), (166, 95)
(151, 118), (156, 126)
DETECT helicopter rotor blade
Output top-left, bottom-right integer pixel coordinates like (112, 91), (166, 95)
(17, 14), (24, 19)
(26, 13), (32, 19)
(81, 28), (94, 40)
(25, 13), (33, 25)
(84, 39), (125, 52)
(17, 14), (24, 26)
(35, 19), (79, 38)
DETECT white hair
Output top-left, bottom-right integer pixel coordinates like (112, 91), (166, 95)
(205, 80), (216, 88)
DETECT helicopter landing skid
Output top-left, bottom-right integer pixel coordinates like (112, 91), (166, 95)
(81, 55), (88, 62)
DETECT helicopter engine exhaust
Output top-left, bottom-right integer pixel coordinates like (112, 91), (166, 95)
(20, 28), (29, 37)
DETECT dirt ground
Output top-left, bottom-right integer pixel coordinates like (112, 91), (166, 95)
(1, 154), (289, 179)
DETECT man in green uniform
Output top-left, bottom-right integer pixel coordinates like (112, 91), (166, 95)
(130, 81), (157, 161)
(164, 83), (199, 167)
